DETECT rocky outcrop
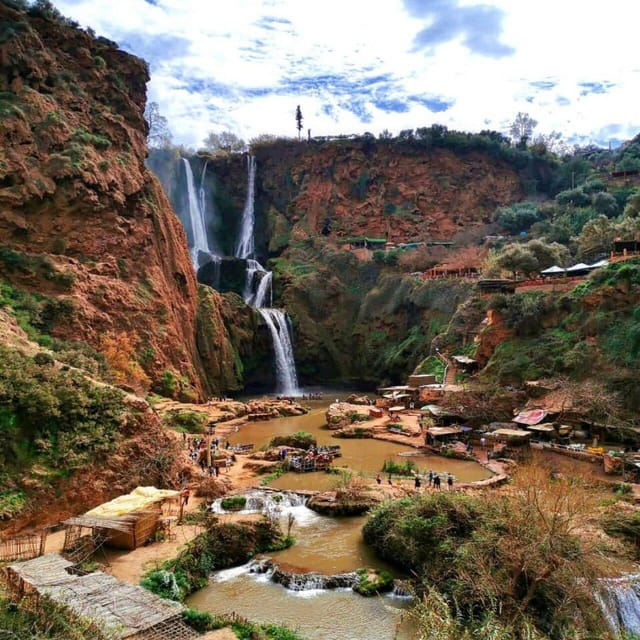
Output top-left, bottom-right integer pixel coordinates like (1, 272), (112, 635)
(0, 3), (231, 397)
(306, 490), (380, 516)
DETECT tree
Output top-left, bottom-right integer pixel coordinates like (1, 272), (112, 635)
(530, 130), (569, 156)
(493, 202), (541, 234)
(295, 105), (303, 141)
(592, 191), (618, 217)
(201, 131), (245, 155)
(144, 101), (172, 149)
(508, 112), (537, 146)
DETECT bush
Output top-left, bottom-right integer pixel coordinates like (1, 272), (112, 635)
(381, 459), (416, 476)
(166, 411), (207, 433)
(353, 568), (394, 596)
(363, 465), (610, 637)
(270, 431), (316, 450)
(220, 496), (247, 511)
(141, 519), (287, 601)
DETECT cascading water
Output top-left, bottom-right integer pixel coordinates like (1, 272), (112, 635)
(600, 575), (640, 636)
(235, 155), (299, 395)
(235, 154), (256, 259)
(253, 271), (273, 309)
(182, 158), (212, 269)
(257, 308), (299, 396)
(210, 490), (307, 516)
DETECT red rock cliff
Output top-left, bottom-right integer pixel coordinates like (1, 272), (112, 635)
(0, 3), (206, 396)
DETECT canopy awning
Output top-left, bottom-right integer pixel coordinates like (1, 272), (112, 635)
(541, 265), (565, 274)
(526, 423), (556, 432)
(490, 428), (532, 438)
(451, 355), (476, 364)
(383, 393), (410, 399)
(566, 262), (592, 272)
(427, 426), (463, 437)
(513, 409), (548, 425)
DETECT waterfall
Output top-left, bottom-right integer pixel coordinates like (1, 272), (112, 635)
(182, 158), (211, 268)
(253, 271), (273, 309)
(601, 575), (640, 635)
(243, 258), (266, 306)
(234, 155), (299, 395)
(235, 154), (256, 259)
(258, 309), (299, 396)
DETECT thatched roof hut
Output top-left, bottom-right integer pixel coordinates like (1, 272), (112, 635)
(4, 553), (197, 639)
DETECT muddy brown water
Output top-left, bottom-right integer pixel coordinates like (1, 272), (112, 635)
(227, 406), (492, 491)
(197, 401), (491, 638)
(188, 501), (417, 639)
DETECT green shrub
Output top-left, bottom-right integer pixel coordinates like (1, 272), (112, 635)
(381, 459), (416, 476)
(141, 519), (287, 601)
(166, 411), (206, 433)
(220, 496), (247, 511)
(353, 567), (394, 596)
(180, 608), (224, 632)
(270, 431), (316, 450)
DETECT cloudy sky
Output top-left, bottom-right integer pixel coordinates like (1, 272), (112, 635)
(54, 0), (639, 149)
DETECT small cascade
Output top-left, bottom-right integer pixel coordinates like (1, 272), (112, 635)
(210, 490), (307, 515)
(257, 308), (299, 396)
(271, 567), (359, 592)
(182, 158), (211, 269)
(253, 271), (273, 309)
(235, 154), (257, 259)
(601, 575), (640, 635)
(243, 258), (266, 306)
(390, 580), (414, 599)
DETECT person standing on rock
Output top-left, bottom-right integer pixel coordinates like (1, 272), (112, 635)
(447, 473), (454, 490)
(428, 470), (434, 487)
(433, 474), (441, 490)
(414, 475), (421, 490)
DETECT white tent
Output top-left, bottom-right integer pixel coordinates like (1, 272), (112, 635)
(541, 265), (565, 274)
(589, 259), (609, 268)
(566, 262), (591, 273)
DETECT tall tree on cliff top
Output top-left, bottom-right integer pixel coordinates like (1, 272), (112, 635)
(144, 102), (172, 149)
(508, 112), (537, 147)
(295, 105), (303, 141)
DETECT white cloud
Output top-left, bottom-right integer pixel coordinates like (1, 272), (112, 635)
(54, 0), (640, 148)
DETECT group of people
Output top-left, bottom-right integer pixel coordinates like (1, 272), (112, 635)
(427, 470), (454, 490)
(375, 470), (455, 490)
(183, 434), (232, 476)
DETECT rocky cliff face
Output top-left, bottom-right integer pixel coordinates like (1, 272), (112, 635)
(0, 3), (210, 396)
(252, 139), (523, 244)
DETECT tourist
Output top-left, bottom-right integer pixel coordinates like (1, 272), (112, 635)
(181, 488), (190, 506)
(376, 473), (382, 484)
(433, 474), (441, 490)
(428, 470), (434, 487)
(480, 436), (487, 449)
(447, 474), (453, 490)
(414, 476), (421, 490)
(388, 473), (393, 485)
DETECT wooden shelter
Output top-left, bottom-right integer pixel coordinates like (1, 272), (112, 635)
(4, 553), (197, 640)
(62, 487), (179, 553)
